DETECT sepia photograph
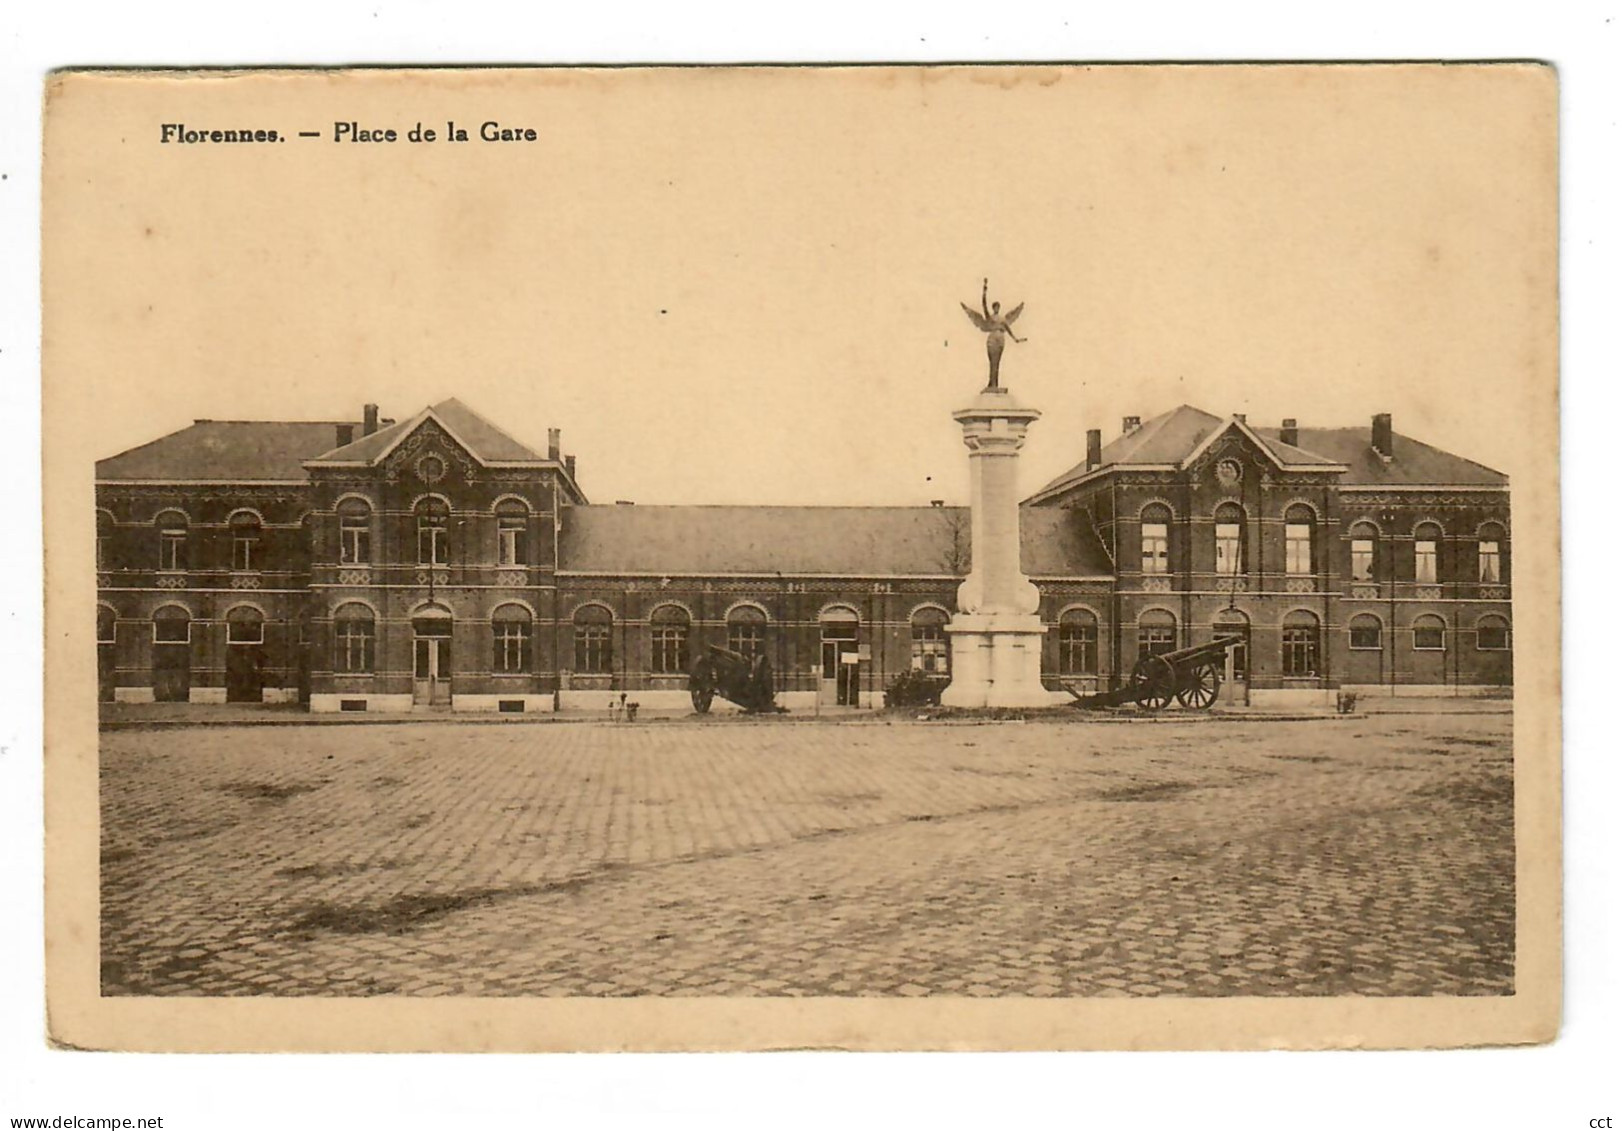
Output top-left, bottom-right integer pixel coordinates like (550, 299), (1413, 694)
(40, 62), (1559, 1052)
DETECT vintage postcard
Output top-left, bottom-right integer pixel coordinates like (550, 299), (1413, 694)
(42, 63), (1559, 1051)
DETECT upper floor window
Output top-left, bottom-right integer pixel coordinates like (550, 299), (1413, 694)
(416, 498), (450, 565)
(492, 603), (533, 673)
(1214, 503), (1244, 579)
(338, 498), (371, 565)
(1415, 522), (1442, 584)
(152, 605), (190, 644)
(910, 607), (950, 675)
(230, 512), (262, 571)
(156, 511), (187, 572)
(1413, 614), (1446, 651)
(1477, 614), (1510, 651)
(96, 511), (114, 570)
(1140, 504), (1171, 575)
(1348, 613), (1382, 650)
(1058, 607), (1099, 675)
(1478, 523), (1506, 583)
(574, 604), (613, 674)
(496, 500), (529, 567)
(1284, 504), (1315, 576)
(333, 602), (375, 672)
(1349, 520), (1378, 582)
(727, 606), (766, 660)
(1138, 609), (1176, 659)
(650, 604), (691, 675)
(1282, 610), (1321, 676)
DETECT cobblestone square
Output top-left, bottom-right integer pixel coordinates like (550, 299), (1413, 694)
(99, 711), (1514, 998)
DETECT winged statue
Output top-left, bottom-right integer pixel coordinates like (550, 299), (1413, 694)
(960, 278), (1026, 389)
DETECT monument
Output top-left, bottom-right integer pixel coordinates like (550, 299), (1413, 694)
(941, 280), (1054, 709)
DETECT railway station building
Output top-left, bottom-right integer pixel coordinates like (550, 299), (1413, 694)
(94, 398), (1511, 711)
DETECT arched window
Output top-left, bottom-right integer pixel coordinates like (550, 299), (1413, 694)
(1282, 610), (1320, 676)
(1058, 607), (1098, 675)
(1140, 504), (1171, 576)
(416, 497), (450, 565)
(492, 604), (533, 673)
(338, 498), (371, 565)
(1477, 614), (1510, 651)
(649, 605), (691, 675)
(1138, 609), (1176, 659)
(152, 605), (190, 644)
(96, 510), (114, 570)
(97, 605), (116, 645)
(226, 605), (264, 645)
(1412, 613), (1446, 652)
(1214, 502), (1244, 579)
(910, 607), (950, 675)
(1349, 520), (1379, 583)
(496, 499), (529, 567)
(1284, 504), (1315, 576)
(156, 511), (187, 572)
(573, 605), (613, 674)
(229, 512), (262, 572)
(1349, 613), (1382, 651)
(1478, 522), (1506, 584)
(334, 603), (375, 672)
(727, 605), (767, 660)
(1415, 521), (1443, 584)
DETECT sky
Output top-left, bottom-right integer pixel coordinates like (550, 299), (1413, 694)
(51, 65), (1554, 505)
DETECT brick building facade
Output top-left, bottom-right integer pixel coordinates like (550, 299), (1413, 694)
(95, 399), (1510, 712)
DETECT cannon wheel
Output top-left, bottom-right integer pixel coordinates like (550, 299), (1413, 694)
(1130, 655), (1177, 711)
(689, 657), (716, 714)
(1175, 661), (1222, 709)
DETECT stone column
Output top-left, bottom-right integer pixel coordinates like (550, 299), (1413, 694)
(940, 387), (1054, 709)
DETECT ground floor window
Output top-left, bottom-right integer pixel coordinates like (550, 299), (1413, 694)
(334, 604), (375, 673)
(727, 606), (766, 660)
(1283, 611), (1320, 677)
(492, 604), (533, 673)
(573, 605), (613, 674)
(1413, 614), (1446, 651)
(910, 607), (950, 675)
(1058, 608), (1098, 674)
(1138, 610), (1176, 659)
(1476, 614), (1509, 651)
(650, 604), (690, 674)
(1349, 614), (1382, 650)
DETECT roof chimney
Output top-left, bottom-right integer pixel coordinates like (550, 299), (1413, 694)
(335, 423), (355, 447)
(1280, 417), (1298, 447)
(1372, 413), (1394, 460)
(564, 454), (576, 480)
(363, 403), (379, 436)
(1233, 413), (1246, 425)
(615, 499), (635, 506)
(1122, 415), (1141, 434)
(1086, 428), (1102, 471)
(548, 428), (561, 461)
(930, 499), (945, 508)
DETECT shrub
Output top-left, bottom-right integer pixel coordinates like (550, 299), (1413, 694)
(885, 669), (948, 708)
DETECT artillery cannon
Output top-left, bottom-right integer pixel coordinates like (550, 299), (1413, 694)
(688, 643), (783, 715)
(1066, 634), (1243, 711)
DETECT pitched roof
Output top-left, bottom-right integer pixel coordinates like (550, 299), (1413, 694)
(310, 398), (546, 465)
(96, 420), (358, 481)
(1031, 404), (1342, 500)
(559, 505), (1113, 578)
(1254, 426), (1506, 487)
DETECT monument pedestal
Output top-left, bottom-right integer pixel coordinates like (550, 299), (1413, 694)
(938, 386), (1053, 710)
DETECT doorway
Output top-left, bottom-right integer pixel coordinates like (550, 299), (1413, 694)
(152, 606), (191, 703)
(412, 604), (453, 708)
(1213, 610), (1249, 707)
(819, 607), (860, 707)
(225, 606), (265, 703)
